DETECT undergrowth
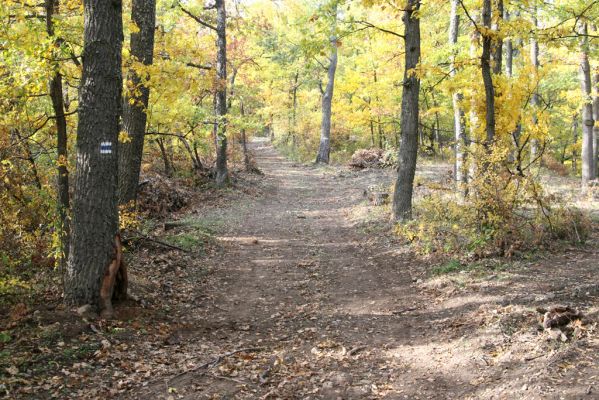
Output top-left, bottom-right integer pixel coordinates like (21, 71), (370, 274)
(397, 148), (591, 260)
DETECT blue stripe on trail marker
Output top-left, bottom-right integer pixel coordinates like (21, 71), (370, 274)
(100, 141), (112, 154)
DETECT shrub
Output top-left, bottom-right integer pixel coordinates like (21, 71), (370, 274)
(396, 146), (590, 259)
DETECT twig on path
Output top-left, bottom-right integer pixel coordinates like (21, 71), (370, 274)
(124, 230), (192, 253)
(348, 345), (367, 356)
(165, 347), (264, 384)
(391, 306), (418, 315)
(524, 353), (545, 362)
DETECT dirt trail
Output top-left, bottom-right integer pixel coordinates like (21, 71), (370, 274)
(129, 140), (599, 399)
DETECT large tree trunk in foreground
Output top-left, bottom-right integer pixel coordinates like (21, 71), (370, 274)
(315, 6), (338, 165)
(214, 0), (229, 185)
(118, 0), (156, 204)
(449, 0), (467, 193)
(579, 22), (596, 188)
(392, 0), (421, 221)
(46, 0), (70, 268)
(65, 0), (124, 314)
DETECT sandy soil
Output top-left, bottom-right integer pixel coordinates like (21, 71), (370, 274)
(127, 140), (599, 399)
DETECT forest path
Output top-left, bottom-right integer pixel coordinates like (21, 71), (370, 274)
(130, 140), (599, 399)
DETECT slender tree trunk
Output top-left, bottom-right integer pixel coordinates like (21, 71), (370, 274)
(370, 119), (375, 147)
(214, 0), (229, 185)
(13, 129), (42, 190)
(491, 0), (503, 74)
(392, 0), (421, 221)
(572, 114), (579, 173)
(529, 6), (540, 164)
(315, 6), (338, 164)
(449, 0), (467, 193)
(291, 72), (299, 148)
(65, 0), (123, 308)
(579, 22), (596, 188)
(45, 0), (70, 268)
(504, 9), (513, 76)
(156, 138), (173, 177)
(504, 8), (523, 168)
(593, 72), (598, 178)
(118, 0), (156, 204)
(377, 117), (384, 148)
(240, 101), (250, 170)
(481, 0), (495, 147)
(468, 29), (480, 181)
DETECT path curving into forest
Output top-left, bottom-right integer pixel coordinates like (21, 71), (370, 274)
(127, 139), (599, 400)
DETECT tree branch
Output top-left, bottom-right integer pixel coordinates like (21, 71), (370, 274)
(352, 20), (404, 39)
(179, 4), (217, 31)
(186, 62), (212, 70)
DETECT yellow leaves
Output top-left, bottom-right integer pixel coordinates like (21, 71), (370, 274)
(56, 155), (68, 168)
(119, 131), (132, 143)
(1, 159), (13, 169)
(119, 202), (141, 231)
(128, 21), (140, 35)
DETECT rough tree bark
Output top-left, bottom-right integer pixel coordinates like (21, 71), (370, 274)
(579, 22), (596, 188)
(45, 0), (70, 268)
(315, 3), (338, 165)
(118, 0), (156, 204)
(392, 0), (421, 221)
(64, 0), (124, 311)
(214, 0), (229, 185)
(449, 0), (467, 193)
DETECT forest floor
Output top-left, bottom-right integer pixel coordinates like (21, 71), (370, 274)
(2, 139), (599, 399)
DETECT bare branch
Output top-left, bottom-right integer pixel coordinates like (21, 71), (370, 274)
(179, 3), (217, 31)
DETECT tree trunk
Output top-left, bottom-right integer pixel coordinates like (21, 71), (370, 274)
(392, 0), (421, 221)
(13, 129), (42, 190)
(214, 0), (229, 186)
(529, 6), (540, 163)
(291, 72), (299, 148)
(45, 0), (70, 269)
(449, 0), (467, 193)
(118, 0), (156, 205)
(240, 101), (250, 170)
(491, 0), (503, 75)
(377, 117), (384, 149)
(593, 72), (598, 178)
(468, 29), (480, 181)
(504, 9), (513, 76)
(315, 6), (338, 165)
(156, 138), (173, 177)
(65, 0), (123, 311)
(572, 114), (579, 173)
(481, 0), (495, 147)
(370, 119), (375, 147)
(504, 8), (522, 167)
(579, 22), (596, 188)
